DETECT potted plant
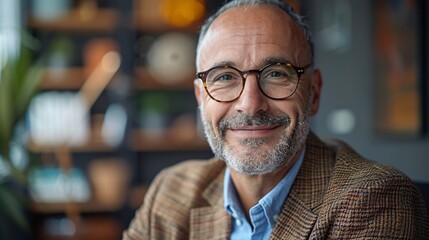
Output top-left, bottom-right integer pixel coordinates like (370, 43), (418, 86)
(0, 36), (44, 238)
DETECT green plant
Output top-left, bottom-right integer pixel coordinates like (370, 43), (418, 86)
(0, 38), (44, 234)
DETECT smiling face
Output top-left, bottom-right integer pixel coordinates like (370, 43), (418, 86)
(194, 5), (322, 175)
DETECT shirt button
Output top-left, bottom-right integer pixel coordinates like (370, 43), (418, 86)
(273, 215), (279, 222)
(235, 219), (242, 226)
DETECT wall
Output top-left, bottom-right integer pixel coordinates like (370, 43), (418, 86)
(308, 0), (429, 183)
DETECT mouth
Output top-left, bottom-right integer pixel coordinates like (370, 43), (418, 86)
(228, 124), (282, 138)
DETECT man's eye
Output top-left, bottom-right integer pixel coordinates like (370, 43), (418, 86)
(268, 71), (287, 78)
(217, 74), (233, 81)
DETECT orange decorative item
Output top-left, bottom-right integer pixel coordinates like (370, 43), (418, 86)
(159, 0), (206, 28)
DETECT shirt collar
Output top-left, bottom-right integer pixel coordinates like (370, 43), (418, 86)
(223, 146), (306, 227)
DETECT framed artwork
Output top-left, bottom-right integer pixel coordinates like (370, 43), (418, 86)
(374, 0), (426, 137)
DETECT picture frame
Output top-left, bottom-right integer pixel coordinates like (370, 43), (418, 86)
(374, 0), (426, 137)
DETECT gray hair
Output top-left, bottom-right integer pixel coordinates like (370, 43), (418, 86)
(196, 0), (313, 63)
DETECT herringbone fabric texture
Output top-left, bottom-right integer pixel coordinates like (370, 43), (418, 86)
(123, 133), (429, 239)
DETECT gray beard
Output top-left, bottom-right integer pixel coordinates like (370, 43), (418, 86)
(200, 102), (311, 175)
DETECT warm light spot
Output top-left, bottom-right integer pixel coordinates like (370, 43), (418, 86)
(160, 0), (206, 28)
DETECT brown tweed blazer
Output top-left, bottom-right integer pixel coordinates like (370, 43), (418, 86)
(123, 133), (429, 239)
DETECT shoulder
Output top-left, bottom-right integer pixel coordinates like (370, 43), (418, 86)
(320, 142), (429, 238)
(145, 158), (225, 208)
(157, 158), (226, 192)
(332, 142), (413, 187)
(326, 140), (418, 198)
(123, 158), (226, 239)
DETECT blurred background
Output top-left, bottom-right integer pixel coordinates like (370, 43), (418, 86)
(0, 0), (427, 239)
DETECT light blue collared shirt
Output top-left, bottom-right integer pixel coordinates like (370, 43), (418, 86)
(223, 148), (305, 240)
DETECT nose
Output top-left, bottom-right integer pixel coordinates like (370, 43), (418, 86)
(233, 74), (269, 115)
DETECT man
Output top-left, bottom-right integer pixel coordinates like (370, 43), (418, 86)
(124, 0), (429, 239)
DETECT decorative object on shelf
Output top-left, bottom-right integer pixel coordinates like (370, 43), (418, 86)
(31, 0), (72, 21)
(28, 92), (90, 146)
(159, 0), (206, 28)
(88, 158), (130, 208)
(79, 50), (121, 107)
(147, 32), (196, 85)
(29, 167), (91, 203)
(83, 38), (118, 78)
(101, 103), (128, 147)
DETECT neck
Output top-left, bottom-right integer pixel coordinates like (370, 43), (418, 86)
(229, 148), (303, 221)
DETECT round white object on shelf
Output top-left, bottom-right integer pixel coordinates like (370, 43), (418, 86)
(147, 32), (196, 85)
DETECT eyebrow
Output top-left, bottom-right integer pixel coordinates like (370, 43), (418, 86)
(264, 57), (292, 65)
(208, 57), (293, 70)
(210, 60), (237, 69)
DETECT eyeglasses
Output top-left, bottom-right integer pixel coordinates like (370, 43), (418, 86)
(196, 61), (312, 103)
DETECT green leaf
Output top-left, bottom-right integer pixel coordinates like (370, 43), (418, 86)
(14, 57), (44, 120)
(0, 64), (13, 156)
(0, 184), (29, 231)
(12, 45), (32, 98)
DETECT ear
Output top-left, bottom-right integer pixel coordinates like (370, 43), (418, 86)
(194, 79), (203, 106)
(310, 69), (323, 116)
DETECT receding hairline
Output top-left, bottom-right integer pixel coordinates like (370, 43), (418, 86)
(196, 0), (313, 66)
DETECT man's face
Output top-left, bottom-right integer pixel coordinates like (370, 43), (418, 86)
(195, 5), (321, 175)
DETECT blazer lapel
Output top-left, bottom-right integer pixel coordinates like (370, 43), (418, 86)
(190, 207), (231, 240)
(270, 193), (318, 239)
(189, 165), (232, 240)
(271, 132), (336, 239)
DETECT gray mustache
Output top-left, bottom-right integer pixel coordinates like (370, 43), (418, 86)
(218, 113), (291, 134)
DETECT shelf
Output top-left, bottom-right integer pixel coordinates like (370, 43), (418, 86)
(30, 186), (148, 214)
(30, 200), (122, 214)
(133, 12), (202, 34)
(129, 129), (209, 152)
(134, 67), (195, 90)
(28, 9), (118, 33)
(27, 137), (115, 153)
(35, 216), (122, 240)
(39, 67), (85, 90)
(133, 20), (201, 34)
